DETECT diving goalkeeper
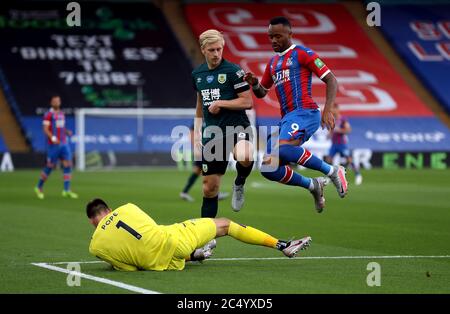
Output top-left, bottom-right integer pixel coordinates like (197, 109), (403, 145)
(87, 198), (311, 271)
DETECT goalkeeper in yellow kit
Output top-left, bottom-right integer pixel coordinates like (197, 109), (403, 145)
(87, 198), (312, 271)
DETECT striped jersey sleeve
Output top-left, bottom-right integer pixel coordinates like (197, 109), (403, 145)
(260, 59), (274, 90)
(301, 51), (331, 80)
(231, 66), (250, 94)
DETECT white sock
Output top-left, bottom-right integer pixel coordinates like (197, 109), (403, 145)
(327, 166), (335, 177)
(308, 179), (315, 191)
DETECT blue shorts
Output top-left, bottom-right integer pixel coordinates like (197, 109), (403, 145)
(47, 144), (72, 165)
(328, 144), (350, 158)
(267, 109), (321, 153)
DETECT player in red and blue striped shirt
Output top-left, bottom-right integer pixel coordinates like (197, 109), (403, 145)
(325, 103), (362, 185)
(245, 16), (348, 213)
(34, 95), (78, 199)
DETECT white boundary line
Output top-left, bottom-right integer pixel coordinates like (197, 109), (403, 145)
(209, 255), (450, 261)
(36, 254), (450, 266)
(32, 255), (450, 293)
(31, 263), (160, 294)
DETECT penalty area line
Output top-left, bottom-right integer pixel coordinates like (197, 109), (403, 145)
(31, 262), (160, 294)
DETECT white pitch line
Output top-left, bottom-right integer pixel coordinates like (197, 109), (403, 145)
(31, 263), (160, 294)
(250, 182), (280, 189)
(48, 260), (107, 265)
(38, 254), (450, 266)
(208, 255), (450, 261)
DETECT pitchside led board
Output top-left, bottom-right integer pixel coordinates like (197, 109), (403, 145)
(0, 1), (195, 116)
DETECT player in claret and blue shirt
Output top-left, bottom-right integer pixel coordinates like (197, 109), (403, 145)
(34, 95), (78, 199)
(325, 103), (363, 186)
(244, 16), (348, 213)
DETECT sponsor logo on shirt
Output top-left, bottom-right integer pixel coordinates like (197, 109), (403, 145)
(201, 88), (221, 106)
(272, 69), (291, 86)
(56, 118), (65, 128)
(235, 69), (245, 78)
(314, 58), (325, 69)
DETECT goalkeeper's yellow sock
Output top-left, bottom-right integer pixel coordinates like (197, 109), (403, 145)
(228, 221), (279, 248)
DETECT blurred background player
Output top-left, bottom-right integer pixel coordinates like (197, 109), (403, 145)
(193, 29), (255, 217)
(244, 16), (348, 213)
(87, 198), (312, 271)
(34, 95), (78, 199)
(324, 103), (363, 185)
(180, 124), (230, 202)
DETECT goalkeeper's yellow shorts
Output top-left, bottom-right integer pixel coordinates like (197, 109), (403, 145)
(166, 218), (216, 270)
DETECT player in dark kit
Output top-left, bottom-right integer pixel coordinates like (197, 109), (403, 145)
(192, 29), (254, 217)
(180, 124), (230, 202)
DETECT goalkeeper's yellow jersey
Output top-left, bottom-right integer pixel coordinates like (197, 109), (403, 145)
(89, 203), (179, 271)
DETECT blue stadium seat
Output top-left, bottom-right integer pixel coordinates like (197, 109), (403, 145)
(0, 134), (7, 152)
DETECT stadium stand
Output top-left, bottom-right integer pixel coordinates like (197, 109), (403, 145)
(379, 4), (450, 115)
(0, 82), (30, 152)
(345, 1), (450, 129)
(0, 1), (195, 155)
(153, 0), (204, 66)
(0, 135), (7, 153)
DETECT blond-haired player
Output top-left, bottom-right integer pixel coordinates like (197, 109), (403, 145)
(193, 29), (254, 217)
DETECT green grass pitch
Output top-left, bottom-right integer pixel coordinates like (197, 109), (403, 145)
(0, 168), (449, 293)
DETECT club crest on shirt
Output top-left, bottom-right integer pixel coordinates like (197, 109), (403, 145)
(286, 57), (293, 67)
(206, 75), (214, 83)
(218, 74), (227, 84)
